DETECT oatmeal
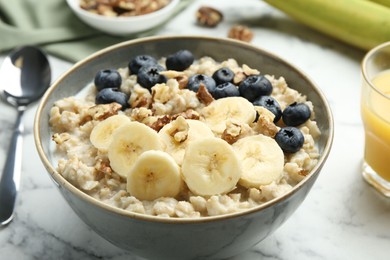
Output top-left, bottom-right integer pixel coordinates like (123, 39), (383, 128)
(50, 50), (321, 218)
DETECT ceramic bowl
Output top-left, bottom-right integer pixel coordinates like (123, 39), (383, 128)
(34, 36), (334, 260)
(66, 0), (179, 35)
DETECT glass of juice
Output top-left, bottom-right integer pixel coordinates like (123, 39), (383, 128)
(361, 41), (390, 197)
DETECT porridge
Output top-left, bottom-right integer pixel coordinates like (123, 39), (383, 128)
(49, 50), (321, 218)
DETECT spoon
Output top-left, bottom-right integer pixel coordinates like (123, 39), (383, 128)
(0, 46), (51, 226)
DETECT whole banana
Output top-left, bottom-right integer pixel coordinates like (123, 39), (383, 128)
(263, 0), (390, 50)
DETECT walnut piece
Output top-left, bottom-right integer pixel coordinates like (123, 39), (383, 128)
(242, 64), (260, 76)
(166, 116), (190, 143)
(95, 158), (113, 179)
(196, 6), (223, 27)
(196, 84), (215, 105)
(221, 120), (242, 144)
(253, 106), (278, 138)
(149, 73), (187, 91)
(131, 96), (150, 108)
(228, 25), (254, 42)
(150, 115), (171, 131)
(175, 75), (189, 89)
(233, 71), (246, 85)
(86, 103), (122, 121)
(148, 109), (200, 131)
(52, 133), (70, 145)
(174, 109), (200, 121)
(80, 0), (171, 17)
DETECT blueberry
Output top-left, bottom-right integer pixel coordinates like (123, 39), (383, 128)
(94, 69), (122, 91)
(137, 64), (167, 90)
(187, 74), (216, 93)
(211, 82), (240, 99)
(239, 75), (273, 102)
(212, 67), (234, 85)
(253, 96), (282, 123)
(128, 55), (157, 74)
(275, 127), (304, 153)
(282, 102), (311, 126)
(166, 50), (194, 71)
(95, 88), (129, 109)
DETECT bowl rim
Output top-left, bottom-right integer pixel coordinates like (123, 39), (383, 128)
(66, 0), (180, 22)
(34, 35), (334, 224)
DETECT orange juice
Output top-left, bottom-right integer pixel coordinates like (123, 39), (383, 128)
(361, 69), (390, 182)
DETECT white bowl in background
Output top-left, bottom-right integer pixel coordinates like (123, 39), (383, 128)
(66, 0), (180, 35)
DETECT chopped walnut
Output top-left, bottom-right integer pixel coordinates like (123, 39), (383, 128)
(85, 103), (122, 121)
(173, 109), (200, 121)
(196, 84), (215, 105)
(131, 96), (150, 108)
(196, 6), (223, 27)
(95, 158), (113, 179)
(228, 25), (254, 42)
(166, 116), (190, 143)
(160, 70), (185, 79)
(232, 64), (259, 85)
(233, 71), (246, 85)
(149, 115), (172, 131)
(52, 132), (70, 145)
(80, 0), (171, 17)
(130, 107), (153, 122)
(242, 64), (260, 76)
(175, 75), (189, 89)
(253, 106), (278, 137)
(97, 4), (117, 16)
(129, 84), (152, 108)
(152, 81), (178, 104)
(157, 72), (189, 89)
(148, 109), (200, 132)
(221, 120), (242, 144)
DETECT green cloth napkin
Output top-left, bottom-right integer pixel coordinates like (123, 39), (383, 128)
(0, 0), (193, 62)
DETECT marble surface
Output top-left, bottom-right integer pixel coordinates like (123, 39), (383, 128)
(1, 0), (390, 259)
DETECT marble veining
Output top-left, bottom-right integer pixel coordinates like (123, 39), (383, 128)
(1, 0), (390, 259)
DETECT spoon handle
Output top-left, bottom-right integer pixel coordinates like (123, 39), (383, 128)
(0, 109), (24, 226)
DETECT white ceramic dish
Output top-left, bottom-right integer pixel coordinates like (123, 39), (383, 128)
(66, 0), (180, 35)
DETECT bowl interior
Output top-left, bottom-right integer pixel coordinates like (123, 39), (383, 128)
(35, 35), (333, 222)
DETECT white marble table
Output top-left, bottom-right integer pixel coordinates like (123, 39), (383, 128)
(1, 0), (390, 259)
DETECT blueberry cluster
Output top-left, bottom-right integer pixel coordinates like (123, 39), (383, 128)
(276, 102), (311, 153)
(129, 50), (195, 90)
(93, 49), (312, 153)
(94, 69), (129, 109)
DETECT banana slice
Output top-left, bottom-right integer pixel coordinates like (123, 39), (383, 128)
(233, 135), (284, 188)
(108, 121), (163, 178)
(127, 150), (181, 201)
(182, 137), (241, 196)
(159, 116), (215, 165)
(201, 97), (256, 135)
(90, 114), (130, 150)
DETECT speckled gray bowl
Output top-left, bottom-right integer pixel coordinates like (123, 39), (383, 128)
(34, 36), (333, 260)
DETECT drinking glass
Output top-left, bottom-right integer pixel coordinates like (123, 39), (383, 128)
(361, 41), (390, 197)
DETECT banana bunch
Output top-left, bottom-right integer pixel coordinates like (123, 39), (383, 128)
(262, 0), (390, 50)
(89, 96), (285, 201)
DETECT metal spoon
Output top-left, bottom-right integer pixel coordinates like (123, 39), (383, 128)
(0, 46), (51, 226)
